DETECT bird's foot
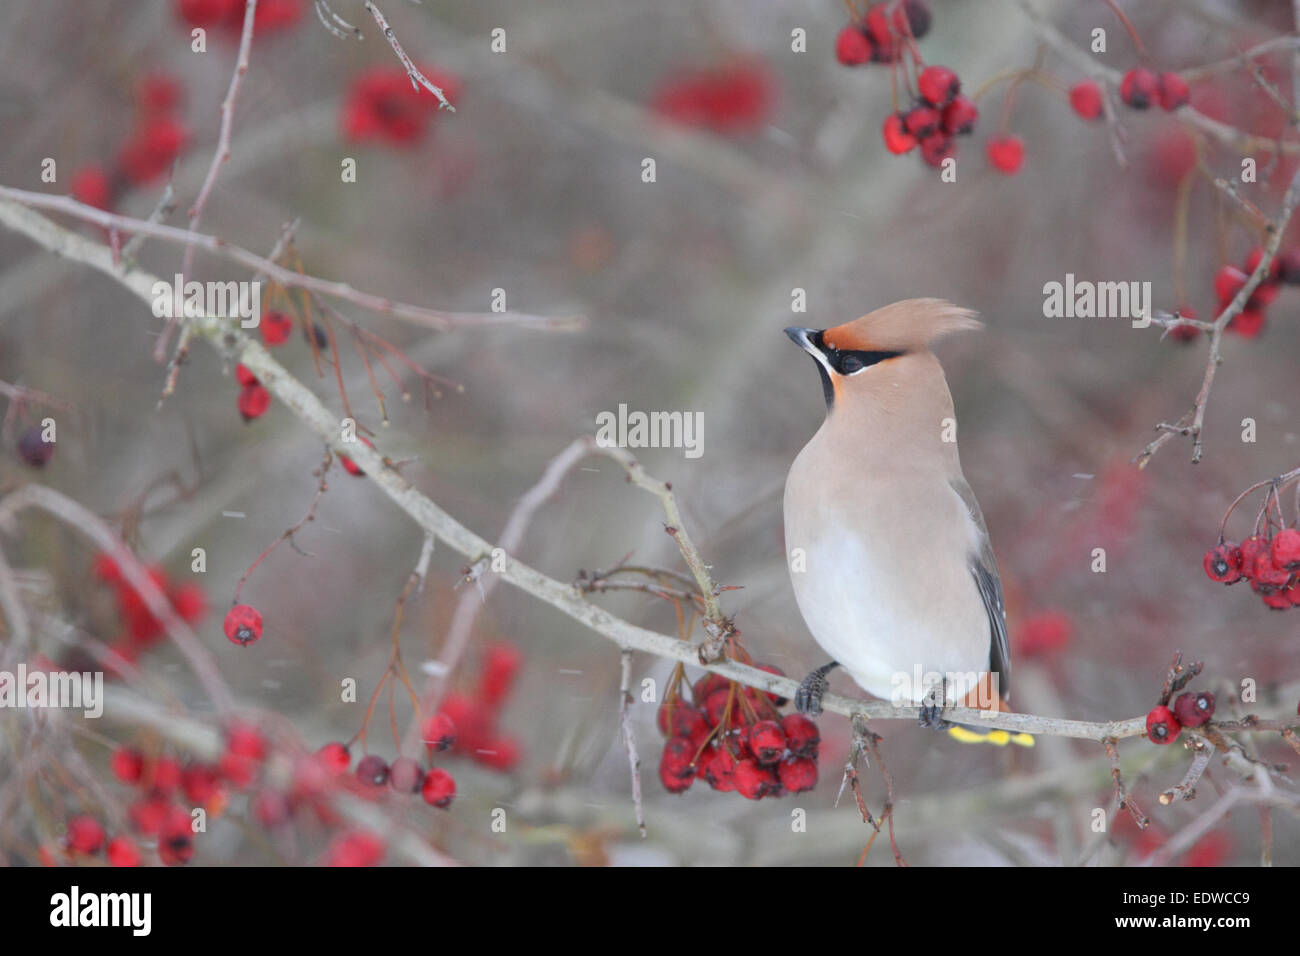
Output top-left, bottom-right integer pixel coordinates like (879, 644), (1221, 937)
(918, 682), (952, 730)
(795, 661), (839, 717)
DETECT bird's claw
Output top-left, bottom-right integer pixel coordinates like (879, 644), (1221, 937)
(795, 661), (838, 716)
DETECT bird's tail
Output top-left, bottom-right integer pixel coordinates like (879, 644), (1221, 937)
(947, 679), (1035, 746)
(947, 725), (1035, 747)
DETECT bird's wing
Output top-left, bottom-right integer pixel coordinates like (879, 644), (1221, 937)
(950, 477), (1011, 699)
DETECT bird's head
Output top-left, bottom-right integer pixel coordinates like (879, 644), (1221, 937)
(784, 298), (981, 409)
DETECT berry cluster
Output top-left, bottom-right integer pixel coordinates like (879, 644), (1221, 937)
(1206, 246), (1300, 340)
(71, 72), (191, 215)
(234, 363), (271, 423)
(1118, 68), (1189, 112)
(1203, 528), (1300, 611)
(318, 740), (457, 810)
(175, 0), (304, 33)
(424, 642), (524, 772)
(1146, 690), (1216, 745)
(649, 60), (776, 135)
(835, 3), (980, 168)
(342, 66), (462, 147)
(656, 666), (820, 800)
(87, 554), (207, 669)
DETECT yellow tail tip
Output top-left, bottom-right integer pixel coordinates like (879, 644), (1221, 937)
(948, 726), (1035, 747)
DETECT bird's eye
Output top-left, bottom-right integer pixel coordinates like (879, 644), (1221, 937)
(839, 354), (864, 374)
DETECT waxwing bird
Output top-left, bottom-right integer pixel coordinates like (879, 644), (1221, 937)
(782, 298), (1032, 746)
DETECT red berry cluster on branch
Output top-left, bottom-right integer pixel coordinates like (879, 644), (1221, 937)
(835, 2), (980, 167)
(342, 66), (462, 147)
(1118, 68), (1189, 112)
(1203, 530), (1300, 610)
(87, 554), (206, 669)
(425, 642), (524, 772)
(234, 363), (272, 422)
(650, 60), (776, 135)
(175, 0), (304, 33)
(1145, 659), (1216, 746)
(656, 665), (820, 800)
(1210, 246), (1300, 339)
(1203, 471), (1300, 610)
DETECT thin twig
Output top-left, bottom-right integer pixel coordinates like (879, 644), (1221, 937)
(618, 650), (647, 838)
(363, 1), (456, 111)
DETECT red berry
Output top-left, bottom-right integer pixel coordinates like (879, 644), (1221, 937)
(128, 796), (170, 836)
(941, 95), (978, 136)
(223, 603), (263, 646)
(668, 705), (710, 742)
(881, 113), (918, 154)
(1120, 68), (1158, 109)
(226, 721), (267, 761)
(70, 164), (113, 211)
(692, 672), (729, 703)
(748, 720), (787, 766)
(704, 747), (737, 791)
(918, 66), (960, 108)
(169, 582), (207, 623)
(422, 712), (457, 752)
(106, 836), (142, 867)
(151, 756), (183, 794)
(234, 363), (258, 386)
(778, 756), (818, 793)
(179, 765), (220, 806)
(1262, 588), (1293, 610)
(251, 789), (292, 827)
(137, 72), (183, 113)
(17, 425), (54, 467)
(176, 0), (240, 29)
(317, 741), (351, 773)
(323, 830), (385, 866)
(781, 713), (820, 758)
(1227, 308), (1265, 338)
(862, 6), (896, 63)
(986, 135), (1024, 174)
(703, 687), (731, 726)
(920, 134), (955, 168)
(237, 383), (271, 421)
(354, 754), (390, 787)
(110, 746), (145, 784)
(158, 809), (195, 866)
(479, 642), (522, 705)
(659, 737), (696, 793)
(421, 767), (456, 808)
(388, 756), (425, 793)
(260, 310), (294, 346)
(1173, 691), (1215, 728)
(1239, 536), (1270, 572)
(903, 105), (942, 139)
(834, 26), (872, 67)
(892, 0), (931, 39)
(1145, 705), (1181, 745)
(1271, 528), (1300, 570)
(1157, 72), (1190, 111)
(733, 758), (779, 799)
(475, 736), (521, 771)
(1069, 80), (1104, 120)
(1213, 265), (1248, 305)
(65, 815), (105, 854)
(93, 553), (123, 584)
(338, 436), (375, 477)
(116, 117), (189, 186)
(1202, 543), (1243, 584)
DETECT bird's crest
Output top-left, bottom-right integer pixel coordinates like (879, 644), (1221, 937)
(822, 298), (981, 353)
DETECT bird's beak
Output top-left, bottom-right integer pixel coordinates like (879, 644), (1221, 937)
(784, 327), (820, 354)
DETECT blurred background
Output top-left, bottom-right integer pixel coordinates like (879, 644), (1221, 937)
(1, 0), (1298, 866)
